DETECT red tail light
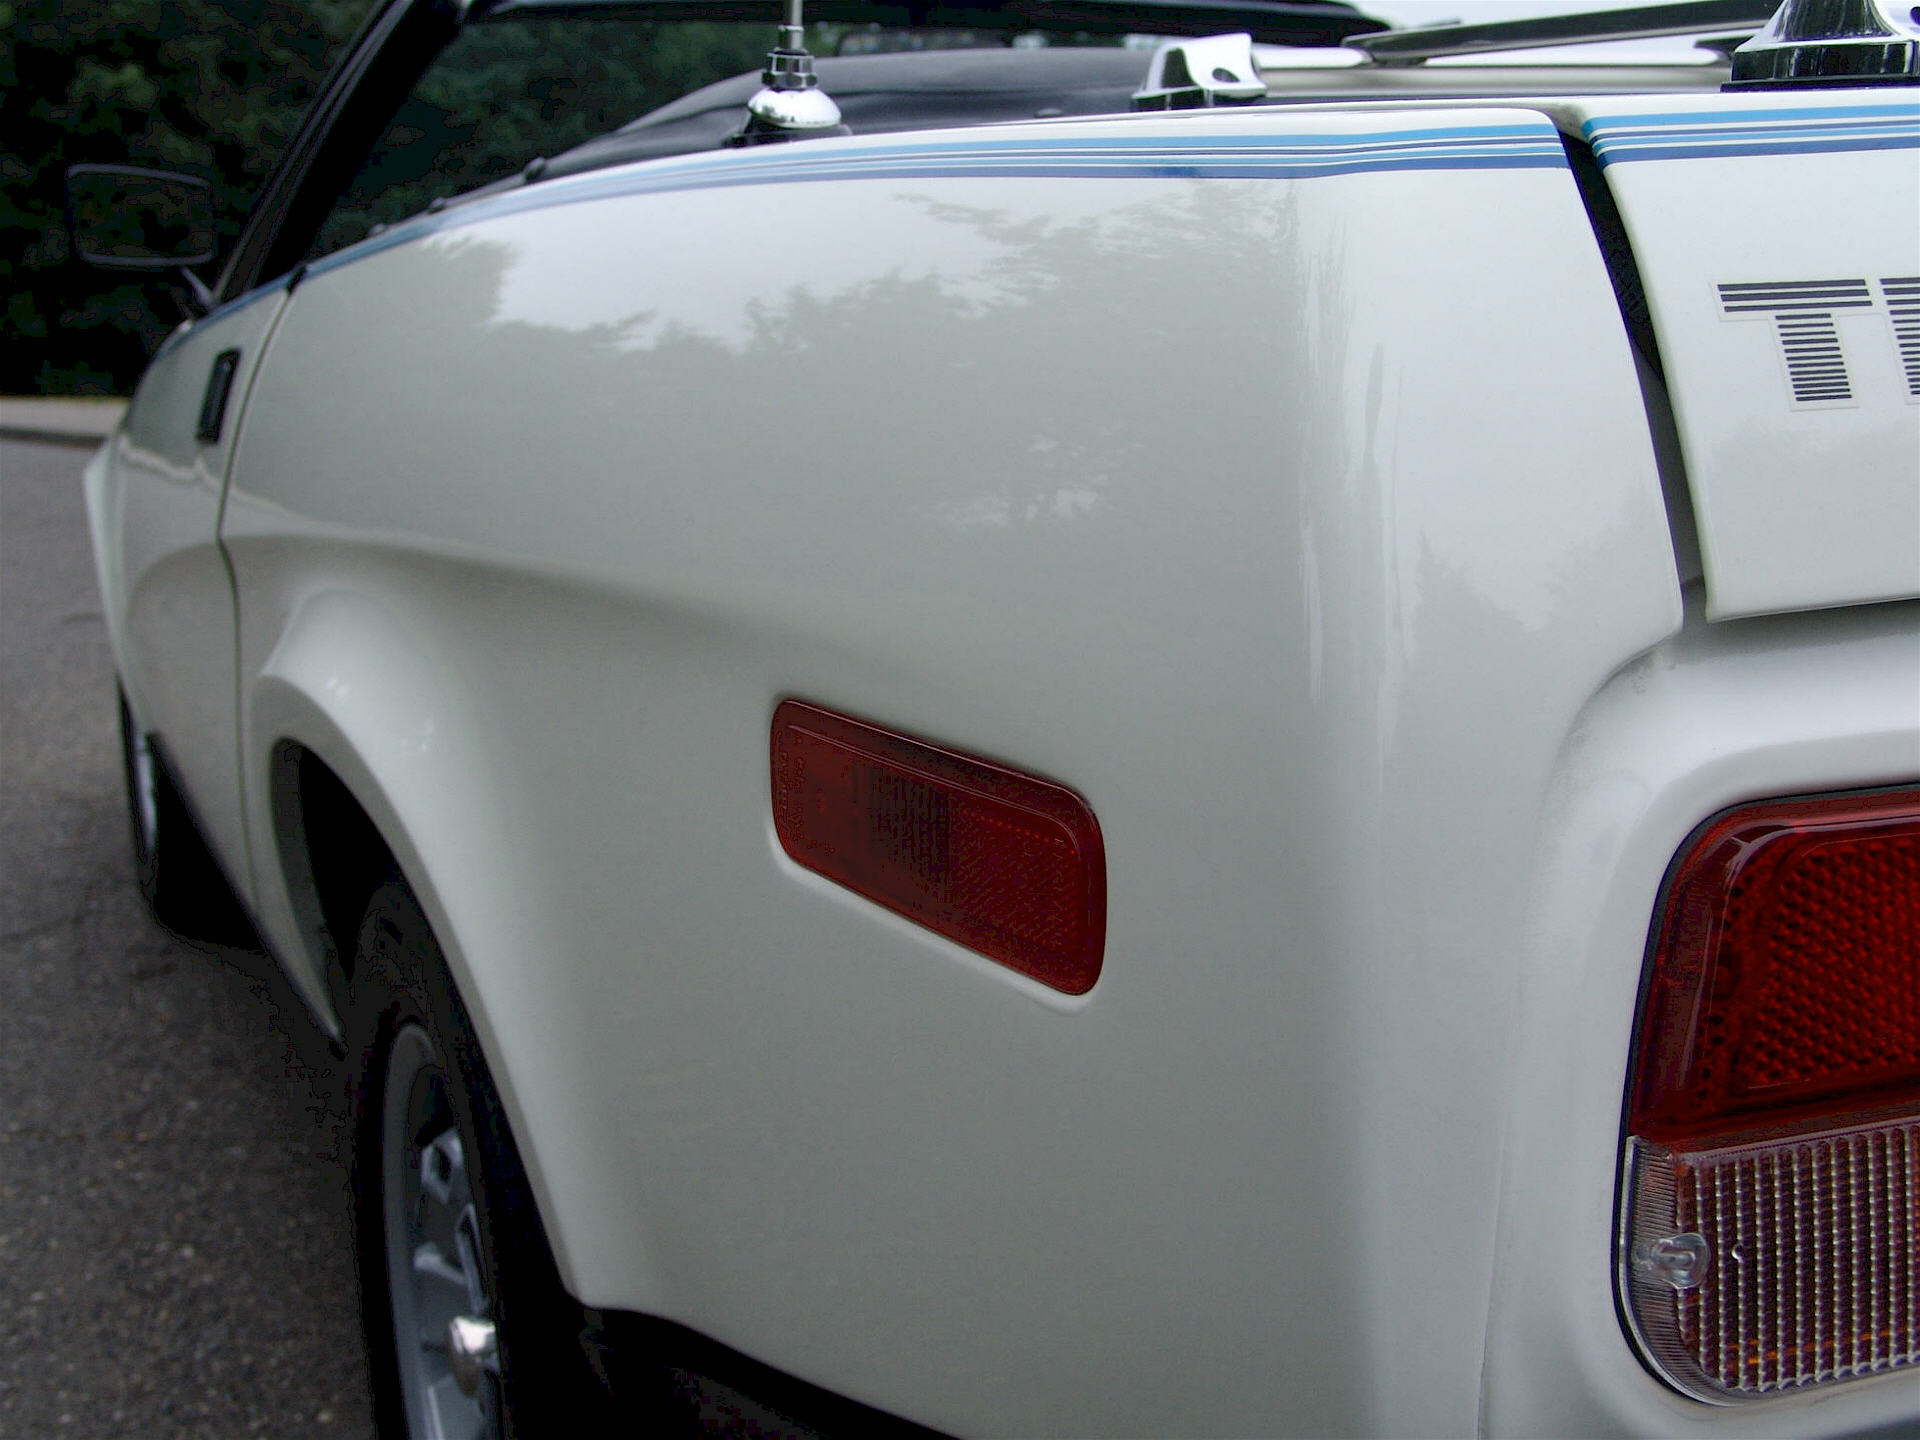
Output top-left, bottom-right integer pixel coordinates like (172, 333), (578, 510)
(771, 701), (1105, 995)
(1620, 787), (1920, 1400)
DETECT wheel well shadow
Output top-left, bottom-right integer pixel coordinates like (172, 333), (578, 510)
(270, 739), (399, 1019)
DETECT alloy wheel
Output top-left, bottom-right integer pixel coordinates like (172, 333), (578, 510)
(381, 1022), (502, 1440)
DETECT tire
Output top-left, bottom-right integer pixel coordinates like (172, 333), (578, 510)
(347, 878), (608, 1439)
(117, 683), (251, 944)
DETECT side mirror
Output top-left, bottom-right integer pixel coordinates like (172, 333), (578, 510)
(65, 164), (217, 310)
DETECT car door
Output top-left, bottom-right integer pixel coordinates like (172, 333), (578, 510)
(93, 0), (463, 918)
(104, 290), (289, 899)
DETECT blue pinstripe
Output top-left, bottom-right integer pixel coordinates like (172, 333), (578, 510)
(1584, 102), (1920, 166)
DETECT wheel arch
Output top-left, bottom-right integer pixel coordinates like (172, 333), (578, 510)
(241, 586), (627, 1307)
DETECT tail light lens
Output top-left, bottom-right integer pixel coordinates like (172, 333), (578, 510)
(1620, 787), (1920, 1401)
(771, 701), (1105, 995)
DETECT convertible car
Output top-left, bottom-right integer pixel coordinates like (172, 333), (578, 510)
(69, 0), (1919, 1434)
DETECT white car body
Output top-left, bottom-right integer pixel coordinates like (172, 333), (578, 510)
(83, 4), (1919, 1434)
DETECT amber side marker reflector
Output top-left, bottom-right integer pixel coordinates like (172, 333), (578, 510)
(1620, 787), (1920, 1401)
(771, 701), (1105, 995)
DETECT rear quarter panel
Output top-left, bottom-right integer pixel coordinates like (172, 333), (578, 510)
(223, 109), (1681, 1435)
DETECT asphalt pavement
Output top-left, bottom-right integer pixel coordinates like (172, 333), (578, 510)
(0, 435), (376, 1438)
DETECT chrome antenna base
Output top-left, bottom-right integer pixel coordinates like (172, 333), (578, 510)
(730, 0), (848, 146)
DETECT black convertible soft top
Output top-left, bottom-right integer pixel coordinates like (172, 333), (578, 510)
(544, 46), (1161, 174)
(480, 0), (1384, 47)
(221, 0), (1385, 297)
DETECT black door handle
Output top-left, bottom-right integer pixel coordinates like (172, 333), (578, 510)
(196, 347), (240, 443)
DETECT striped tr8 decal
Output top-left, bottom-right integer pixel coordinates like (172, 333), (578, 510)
(1719, 280), (1876, 405)
(1584, 103), (1920, 167)
(1883, 276), (1920, 399)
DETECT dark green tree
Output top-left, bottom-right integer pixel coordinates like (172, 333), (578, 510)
(2, 2), (800, 394)
(2, 0), (373, 393)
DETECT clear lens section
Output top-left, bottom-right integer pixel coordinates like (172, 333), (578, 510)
(1623, 1119), (1920, 1400)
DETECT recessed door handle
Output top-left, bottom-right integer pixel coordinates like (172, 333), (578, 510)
(196, 348), (240, 443)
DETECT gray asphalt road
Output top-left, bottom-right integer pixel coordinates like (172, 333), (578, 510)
(0, 438), (376, 1438)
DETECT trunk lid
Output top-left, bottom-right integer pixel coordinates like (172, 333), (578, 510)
(1556, 92), (1919, 620)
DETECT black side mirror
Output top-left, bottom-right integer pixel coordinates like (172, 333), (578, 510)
(65, 164), (217, 311)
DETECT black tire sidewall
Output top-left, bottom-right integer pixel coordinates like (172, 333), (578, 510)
(116, 682), (250, 945)
(345, 878), (596, 1439)
(116, 685), (164, 908)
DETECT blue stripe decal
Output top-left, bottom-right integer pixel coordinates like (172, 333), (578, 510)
(1583, 102), (1920, 166)
(1587, 101), (1920, 129)
(1593, 118), (1920, 141)
(1594, 134), (1919, 166)
(303, 121), (1565, 279)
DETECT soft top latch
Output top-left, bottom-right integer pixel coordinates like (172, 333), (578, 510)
(1133, 33), (1268, 110)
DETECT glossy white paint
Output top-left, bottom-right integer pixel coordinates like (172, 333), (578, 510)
(211, 105), (1694, 1435)
(83, 70), (1920, 1433)
(95, 291), (288, 887)
(1560, 94), (1920, 620)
